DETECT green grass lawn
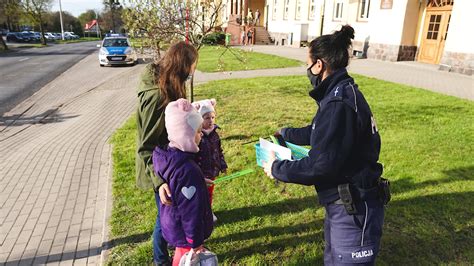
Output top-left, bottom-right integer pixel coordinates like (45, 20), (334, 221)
(108, 75), (474, 265)
(56, 37), (100, 44)
(2, 43), (45, 51)
(197, 45), (302, 72)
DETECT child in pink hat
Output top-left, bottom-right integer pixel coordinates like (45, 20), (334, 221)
(152, 98), (214, 266)
(192, 99), (228, 222)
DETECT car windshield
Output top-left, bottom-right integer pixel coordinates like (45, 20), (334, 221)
(103, 38), (129, 47)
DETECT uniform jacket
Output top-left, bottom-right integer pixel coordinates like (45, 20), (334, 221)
(135, 64), (168, 190)
(272, 68), (383, 204)
(196, 125), (227, 178)
(152, 146), (213, 248)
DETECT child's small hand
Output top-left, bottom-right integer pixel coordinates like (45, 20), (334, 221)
(158, 183), (172, 206)
(204, 178), (214, 186)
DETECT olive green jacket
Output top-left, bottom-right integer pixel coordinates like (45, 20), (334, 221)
(135, 64), (168, 190)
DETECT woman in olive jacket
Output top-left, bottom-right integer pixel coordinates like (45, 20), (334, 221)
(135, 41), (198, 265)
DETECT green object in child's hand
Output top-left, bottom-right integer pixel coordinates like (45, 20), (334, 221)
(213, 169), (254, 184)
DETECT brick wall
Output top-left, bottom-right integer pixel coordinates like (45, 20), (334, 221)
(439, 51), (473, 76)
(351, 41), (417, 62)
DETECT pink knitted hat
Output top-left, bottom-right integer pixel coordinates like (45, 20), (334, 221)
(192, 98), (217, 116)
(165, 99), (203, 153)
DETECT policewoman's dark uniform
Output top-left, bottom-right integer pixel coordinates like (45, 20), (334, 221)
(272, 68), (385, 265)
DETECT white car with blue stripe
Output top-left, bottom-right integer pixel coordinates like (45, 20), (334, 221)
(97, 34), (138, 67)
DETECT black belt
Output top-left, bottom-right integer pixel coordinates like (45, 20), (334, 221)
(330, 178), (391, 214)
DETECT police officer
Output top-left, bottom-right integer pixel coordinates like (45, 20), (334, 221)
(263, 25), (386, 265)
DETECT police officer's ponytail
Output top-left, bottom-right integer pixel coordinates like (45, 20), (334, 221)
(309, 25), (355, 71)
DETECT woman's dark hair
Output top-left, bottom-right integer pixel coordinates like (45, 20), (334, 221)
(309, 25), (355, 71)
(153, 41), (198, 108)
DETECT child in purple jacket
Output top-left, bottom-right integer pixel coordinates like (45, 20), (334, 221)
(152, 99), (213, 266)
(192, 99), (228, 221)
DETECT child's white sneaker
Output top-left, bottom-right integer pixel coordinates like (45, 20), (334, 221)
(212, 213), (217, 223)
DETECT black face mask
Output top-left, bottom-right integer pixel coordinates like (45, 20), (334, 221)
(307, 61), (322, 88)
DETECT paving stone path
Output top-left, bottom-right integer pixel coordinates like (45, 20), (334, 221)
(0, 55), (145, 265)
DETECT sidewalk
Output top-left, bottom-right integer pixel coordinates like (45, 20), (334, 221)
(0, 55), (144, 265)
(239, 45), (474, 101)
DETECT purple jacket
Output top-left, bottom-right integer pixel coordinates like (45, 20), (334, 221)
(152, 146), (213, 248)
(196, 125), (227, 178)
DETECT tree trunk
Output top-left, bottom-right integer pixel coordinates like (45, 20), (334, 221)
(38, 16), (47, 46)
(0, 36), (8, 51)
(7, 15), (12, 31)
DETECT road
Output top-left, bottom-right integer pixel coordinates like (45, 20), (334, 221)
(0, 50), (144, 265)
(0, 42), (100, 115)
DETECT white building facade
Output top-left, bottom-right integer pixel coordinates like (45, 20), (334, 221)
(221, 0), (473, 75)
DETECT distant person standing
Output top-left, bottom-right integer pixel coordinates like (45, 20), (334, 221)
(255, 9), (261, 26)
(247, 9), (254, 25)
(246, 28), (253, 46)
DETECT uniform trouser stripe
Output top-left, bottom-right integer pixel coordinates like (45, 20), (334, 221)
(361, 201), (368, 246)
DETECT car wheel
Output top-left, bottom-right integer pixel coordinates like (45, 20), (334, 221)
(100, 64), (104, 67)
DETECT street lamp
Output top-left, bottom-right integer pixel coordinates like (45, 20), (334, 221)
(58, 0), (65, 40)
(95, 10), (102, 39)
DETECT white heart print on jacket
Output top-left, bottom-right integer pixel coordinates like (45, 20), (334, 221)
(181, 186), (196, 200)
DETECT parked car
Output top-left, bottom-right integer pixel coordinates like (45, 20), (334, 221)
(33, 32), (42, 42)
(0, 29), (9, 36)
(64, 32), (80, 40)
(6, 32), (25, 42)
(20, 31), (38, 42)
(97, 34), (138, 67)
(44, 32), (56, 41)
(52, 33), (62, 40)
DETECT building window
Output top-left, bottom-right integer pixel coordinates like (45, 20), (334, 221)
(426, 14), (442, 40)
(334, 0), (344, 20)
(359, 0), (370, 19)
(295, 0), (302, 20)
(308, 0), (316, 20)
(273, 0), (278, 20)
(283, 0), (290, 20)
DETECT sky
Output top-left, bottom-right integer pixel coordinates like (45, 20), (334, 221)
(51, 0), (104, 17)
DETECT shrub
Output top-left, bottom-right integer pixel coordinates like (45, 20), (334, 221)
(202, 32), (226, 45)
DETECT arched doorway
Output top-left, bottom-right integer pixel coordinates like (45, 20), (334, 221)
(418, 0), (454, 64)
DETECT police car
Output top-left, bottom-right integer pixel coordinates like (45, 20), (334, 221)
(97, 34), (138, 67)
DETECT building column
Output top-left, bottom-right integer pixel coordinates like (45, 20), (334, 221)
(243, 0), (249, 20)
(235, 0), (239, 15)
